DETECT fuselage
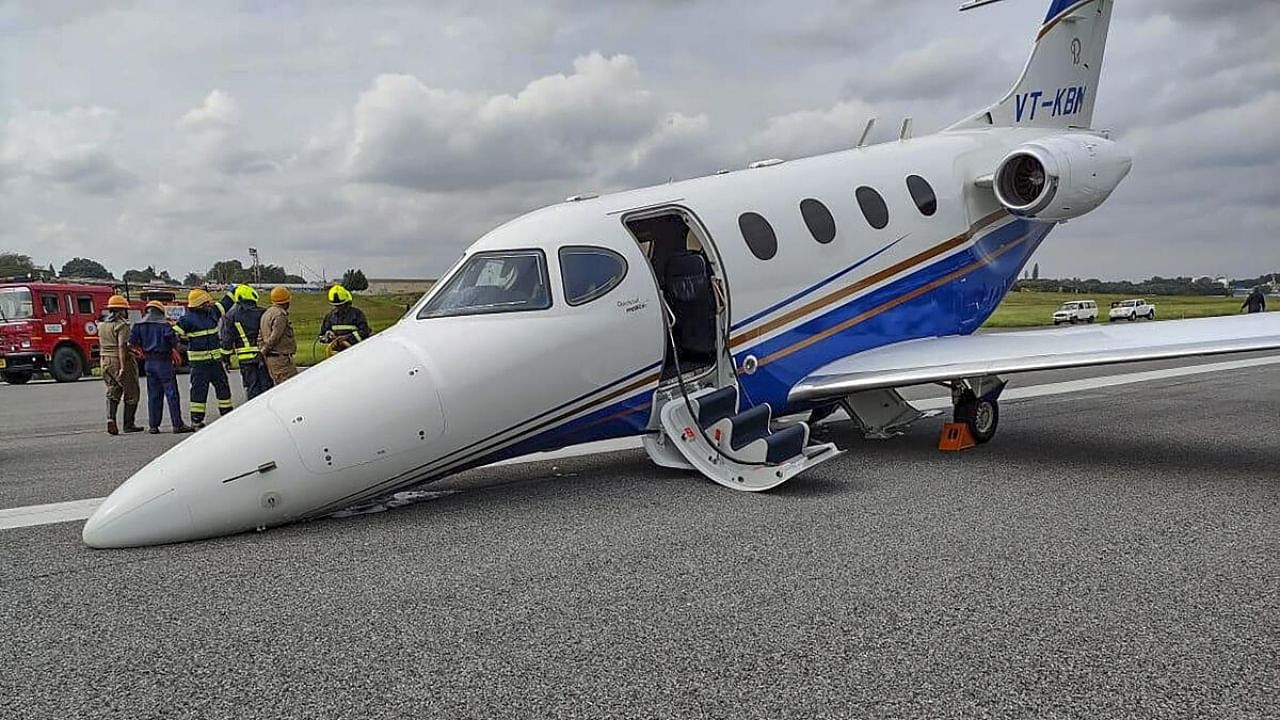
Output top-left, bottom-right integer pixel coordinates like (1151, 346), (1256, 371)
(81, 125), (1063, 547)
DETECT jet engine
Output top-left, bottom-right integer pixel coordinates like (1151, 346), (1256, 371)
(992, 134), (1132, 223)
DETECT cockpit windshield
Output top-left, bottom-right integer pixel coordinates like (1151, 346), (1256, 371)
(418, 250), (551, 319)
(0, 288), (34, 321)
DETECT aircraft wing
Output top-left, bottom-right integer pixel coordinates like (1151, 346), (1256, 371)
(789, 314), (1280, 403)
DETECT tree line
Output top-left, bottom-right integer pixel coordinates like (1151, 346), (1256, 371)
(0, 253), (370, 291)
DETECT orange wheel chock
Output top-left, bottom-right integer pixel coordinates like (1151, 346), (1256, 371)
(938, 422), (976, 452)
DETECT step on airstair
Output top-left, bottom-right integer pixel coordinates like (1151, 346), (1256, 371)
(643, 385), (842, 492)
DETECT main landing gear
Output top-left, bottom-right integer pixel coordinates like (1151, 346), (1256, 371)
(950, 376), (1006, 444)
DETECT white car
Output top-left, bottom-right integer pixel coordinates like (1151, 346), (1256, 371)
(1108, 298), (1156, 322)
(1052, 300), (1098, 325)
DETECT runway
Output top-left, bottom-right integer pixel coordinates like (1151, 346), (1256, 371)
(2, 358), (1278, 719)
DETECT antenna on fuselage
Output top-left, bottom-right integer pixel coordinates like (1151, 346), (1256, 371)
(899, 117), (913, 141)
(856, 118), (876, 148)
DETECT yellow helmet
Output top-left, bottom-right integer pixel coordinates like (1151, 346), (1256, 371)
(328, 284), (353, 305)
(187, 289), (213, 308)
(234, 285), (260, 303)
(270, 286), (292, 305)
(145, 300), (166, 313)
(106, 294), (130, 310)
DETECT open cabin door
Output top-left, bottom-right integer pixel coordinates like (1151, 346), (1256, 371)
(622, 206), (735, 413)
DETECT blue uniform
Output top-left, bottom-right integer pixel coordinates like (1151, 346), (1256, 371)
(175, 305), (233, 424)
(220, 300), (274, 399)
(130, 314), (189, 431)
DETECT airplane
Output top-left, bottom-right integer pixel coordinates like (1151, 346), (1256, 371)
(83, 0), (1280, 548)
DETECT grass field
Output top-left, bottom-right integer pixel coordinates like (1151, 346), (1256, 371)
(282, 292), (419, 366)
(984, 292), (1243, 328)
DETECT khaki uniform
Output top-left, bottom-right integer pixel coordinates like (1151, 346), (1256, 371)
(98, 318), (140, 404)
(259, 304), (298, 384)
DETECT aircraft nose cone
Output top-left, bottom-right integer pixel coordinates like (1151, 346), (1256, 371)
(82, 395), (302, 549)
(81, 483), (194, 549)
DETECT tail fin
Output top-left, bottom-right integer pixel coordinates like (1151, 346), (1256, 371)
(951, 0), (1114, 130)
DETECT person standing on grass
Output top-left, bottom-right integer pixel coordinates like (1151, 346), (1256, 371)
(1241, 287), (1266, 314)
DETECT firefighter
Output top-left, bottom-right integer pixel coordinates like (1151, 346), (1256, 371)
(99, 295), (143, 435)
(176, 289), (234, 429)
(320, 284), (372, 353)
(130, 301), (194, 434)
(221, 285), (274, 399)
(260, 287), (298, 384)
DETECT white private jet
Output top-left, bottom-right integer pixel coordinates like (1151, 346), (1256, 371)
(84, 0), (1280, 547)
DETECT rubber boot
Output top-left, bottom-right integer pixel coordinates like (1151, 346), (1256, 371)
(122, 403), (144, 433)
(106, 399), (119, 436)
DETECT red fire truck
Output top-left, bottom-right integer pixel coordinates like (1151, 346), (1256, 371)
(0, 281), (188, 384)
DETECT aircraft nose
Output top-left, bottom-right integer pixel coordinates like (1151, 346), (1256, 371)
(82, 396), (301, 549)
(81, 477), (194, 549)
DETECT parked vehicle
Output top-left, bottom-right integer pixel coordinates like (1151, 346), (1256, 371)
(1108, 298), (1156, 322)
(0, 281), (189, 384)
(0, 282), (134, 384)
(1052, 300), (1097, 325)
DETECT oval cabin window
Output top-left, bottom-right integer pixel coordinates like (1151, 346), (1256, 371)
(738, 212), (778, 261)
(800, 199), (836, 244)
(855, 186), (890, 230)
(906, 175), (938, 217)
(559, 247), (628, 306)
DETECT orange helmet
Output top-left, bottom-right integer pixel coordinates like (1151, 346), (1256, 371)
(187, 289), (213, 308)
(145, 300), (166, 313)
(106, 295), (130, 310)
(269, 286), (292, 305)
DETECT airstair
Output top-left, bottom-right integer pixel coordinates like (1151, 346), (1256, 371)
(642, 384), (842, 491)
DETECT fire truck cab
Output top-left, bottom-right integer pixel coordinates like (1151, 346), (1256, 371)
(0, 282), (133, 384)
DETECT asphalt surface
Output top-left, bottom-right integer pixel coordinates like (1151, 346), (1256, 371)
(1, 360), (1278, 719)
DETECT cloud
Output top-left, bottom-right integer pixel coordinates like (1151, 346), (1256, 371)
(177, 90), (276, 175)
(747, 99), (878, 160)
(346, 53), (714, 191)
(0, 106), (137, 194)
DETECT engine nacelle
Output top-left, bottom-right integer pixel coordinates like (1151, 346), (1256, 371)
(992, 134), (1133, 223)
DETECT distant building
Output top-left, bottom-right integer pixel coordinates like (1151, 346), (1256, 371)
(365, 278), (436, 296)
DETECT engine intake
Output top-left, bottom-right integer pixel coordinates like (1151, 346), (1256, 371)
(992, 134), (1132, 223)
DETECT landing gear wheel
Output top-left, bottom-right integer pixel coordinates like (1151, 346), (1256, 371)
(2, 370), (32, 385)
(50, 347), (84, 383)
(954, 393), (999, 444)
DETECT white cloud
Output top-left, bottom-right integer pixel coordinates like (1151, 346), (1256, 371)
(346, 53), (713, 191)
(176, 90), (276, 175)
(0, 106), (137, 194)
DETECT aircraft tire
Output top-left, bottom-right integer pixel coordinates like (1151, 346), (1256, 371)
(954, 393), (998, 444)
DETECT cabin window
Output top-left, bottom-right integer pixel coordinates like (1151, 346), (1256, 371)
(738, 212), (777, 261)
(41, 295), (60, 315)
(856, 186), (889, 229)
(418, 249), (551, 319)
(906, 175), (937, 216)
(76, 295), (94, 315)
(800, 199), (837, 244)
(560, 246), (628, 306)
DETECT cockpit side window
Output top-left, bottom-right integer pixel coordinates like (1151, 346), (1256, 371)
(418, 249), (551, 319)
(559, 246), (628, 306)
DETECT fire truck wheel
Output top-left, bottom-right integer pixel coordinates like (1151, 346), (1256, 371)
(50, 347), (85, 383)
(2, 371), (32, 385)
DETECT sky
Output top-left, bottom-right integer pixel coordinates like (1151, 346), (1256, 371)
(1, 0), (1276, 282)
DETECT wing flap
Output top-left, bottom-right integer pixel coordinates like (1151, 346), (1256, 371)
(790, 314), (1280, 403)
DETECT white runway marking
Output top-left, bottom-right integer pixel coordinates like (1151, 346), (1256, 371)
(2, 354), (1277, 533)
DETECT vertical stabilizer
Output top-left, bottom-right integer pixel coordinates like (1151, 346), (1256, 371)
(951, 0), (1114, 130)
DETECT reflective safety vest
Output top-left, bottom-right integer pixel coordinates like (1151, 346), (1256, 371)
(222, 302), (266, 364)
(175, 307), (225, 363)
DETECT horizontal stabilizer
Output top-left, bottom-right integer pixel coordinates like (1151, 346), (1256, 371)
(790, 314), (1280, 402)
